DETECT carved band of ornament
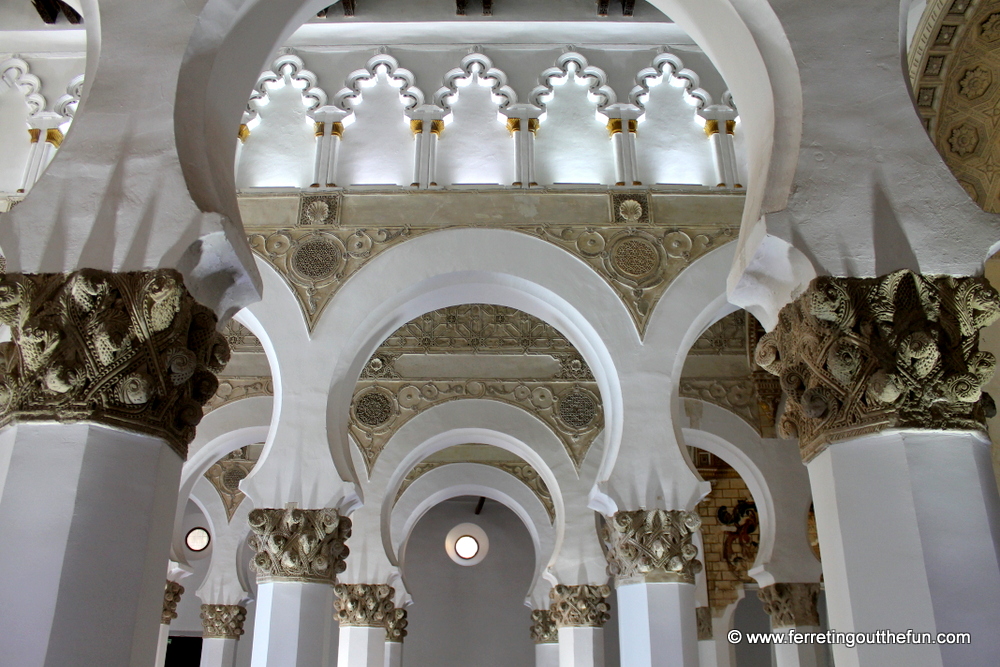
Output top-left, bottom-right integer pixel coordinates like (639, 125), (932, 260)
(247, 508), (351, 583)
(604, 509), (703, 585)
(201, 604), (248, 639)
(755, 271), (1000, 461)
(204, 377), (274, 414)
(0, 270), (230, 458)
(334, 583), (395, 628)
(386, 607), (408, 642)
(757, 583), (821, 629)
(678, 378), (758, 433)
(161, 580), (185, 625)
(549, 584), (612, 628)
(696, 607), (713, 640)
(530, 609), (559, 644)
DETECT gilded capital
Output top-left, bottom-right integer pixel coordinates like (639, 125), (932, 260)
(604, 509), (703, 585)
(0, 270), (230, 458)
(386, 606), (408, 642)
(247, 507), (351, 583)
(530, 609), (558, 643)
(161, 580), (184, 625)
(756, 271), (1000, 460)
(757, 583), (821, 629)
(549, 584), (611, 628)
(201, 604), (247, 639)
(334, 583), (395, 627)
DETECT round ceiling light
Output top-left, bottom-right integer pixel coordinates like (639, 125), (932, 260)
(445, 522), (489, 566)
(455, 535), (480, 560)
(186, 527), (211, 552)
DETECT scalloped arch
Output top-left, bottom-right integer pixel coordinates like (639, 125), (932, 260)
(333, 52), (425, 115)
(629, 50), (713, 111)
(529, 52), (617, 110)
(433, 52), (517, 111)
(0, 57), (46, 116)
(244, 50), (328, 124)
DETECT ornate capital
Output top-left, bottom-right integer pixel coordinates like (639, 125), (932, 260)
(247, 508), (351, 583)
(201, 604), (247, 639)
(604, 509), (703, 585)
(334, 583), (395, 628)
(161, 580), (184, 625)
(756, 271), (1000, 460)
(530, 609), (558, 644)
(386, 607), (408, 642)
(0, 270), (230, 458)
(757, 583), (821, 629)
(549, 584), (611, 628)
(696, 607), (713, 641)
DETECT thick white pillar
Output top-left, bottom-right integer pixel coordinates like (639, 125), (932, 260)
(617, 582), (698, 667)
(334, 583), (397, 667)
(156, 579), (187, 667)
(154, 624), (171, 667)
(200, 604), (247, 667)
(808, 430), (1000, 667)
(384, 641), (402, 667)
(0, 422), (181, 667)
(250, 581), (337, 667)
(201, 638), (239, 667)
(549, 585), (610, 667)
(338, 626), (386, 667)
(536, 642), (560, 667)
(558, 627), (604, 667)
(758, 584), (825, 667)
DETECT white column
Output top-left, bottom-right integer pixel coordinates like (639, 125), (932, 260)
(200, 604), (247, 667)
(154, 624), (171, 667)
(406, 107), (446, 189)
(698, 105), (739, 188)
(617, 582), (698, 667)
(310, 106), (348, 188)
(201, 637), (239, 667)
(536, 642), (559, 667)
(0, 422), (181, 667)
(250, 582), (337, 667)
(758, 584), (826, 667)
(18, 112), (63, 193)
(384, 640), (402, 667)
(809, 430), (1000, 667)
(338, 625), (386, 667)
(558, 627), (604, 667)
(503, 104), (542, 188)
(410, 122), (425, 187)
(604, 104), (642, 187)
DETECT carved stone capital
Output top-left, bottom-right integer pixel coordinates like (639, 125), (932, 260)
(530, 609), (558, 644)
(0, 270), (230, 457)
(161, 580), (184, 625)
(201, 604), (247, 639)
(757, 583), (821, 629)
(549, 584), (611, 628)
(756, 271), (1000, 460)
(247, 508), (351, 583)
(385, 606), (408, 642)
(696, 607), (713, 641)
(334, 583), (395, 627)
(604, 509), (703, 585)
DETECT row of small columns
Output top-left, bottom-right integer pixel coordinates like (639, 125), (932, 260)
(236, 102), (741, 191)
(17, 113), (64, 194)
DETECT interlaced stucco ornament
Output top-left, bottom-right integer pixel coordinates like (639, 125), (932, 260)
(604, 509), (703, 585)
(247, 507), (351, 583)
(549, 584), (612, 627)
(200, 604), (247, 639)
(757, 583), (821, 629)
(755, 271), (1000, 461)
(204, 448), (257, 521)
(386, 607), (408, 642)
(161, 580), (184, 625)
(530, 609), (558, 643)
(0, 270), (230, 458)
(204, 377), (274, 414)
(334, 583), (395, 627)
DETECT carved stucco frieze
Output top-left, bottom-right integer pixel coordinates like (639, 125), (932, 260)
(757, 583), (821, 629)
(678, 378), (759, 433)
(161, 580), (184, 625)
(334, 583), (395, 627)
(222, 320), (263, 353)
(0, 270), (230, 458)
(530, 609), (559, 644)
(604, 509), (703, 585)
(244, 193), (736, 335)
(204, 448), (257, 521)
(696, 607), (713, 641)
(755, 271), (1000, 461)
(386, 607), (408, 642)
(201, 604), (247, 639)
(247, 507), (351, 583)
(689, 310), (747, 355)
(204, 376), (274, 413)
(549, 584), (612, 628)
(350, 380), (602, 472)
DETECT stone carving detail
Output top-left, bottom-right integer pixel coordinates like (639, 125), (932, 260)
(201, 604), (247, 639)
(204, 377), (274, 413)
(717, 499), (759, 581)
(948, 122), (980, 155)
(245, 193), (737, 335)
(222, 320), (263, 353)
(386, 607), (408, 642)
(334, 583), (395, 627)
(604, 509), (703, 585)
(530, 609), (559, 643)
(755, 271), (1000, 460)
(696, 607), (713, 641)
(678, 378), (758, 432)
(549, 584), (611, 627)
(350, 380), (602, 472)
(690, 310), (747, 355)
(162, 580), (184, 625)
(204, 447), (257, 521)
(247, 507), (351, 583)
(0, 270), (230, 458)
(757, 583), (821, 629)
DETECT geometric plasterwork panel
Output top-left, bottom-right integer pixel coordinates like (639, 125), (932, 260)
(204, 376), (275, 414)
(393, 456), (556, 523)
(243, 192), (737, 335)
(911, 0), (1000, 211)
(222, 320), (264, 353)
(204, 447), (258, 521)
(349, 379), (602, 474)
(689, 310), (747, 355)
